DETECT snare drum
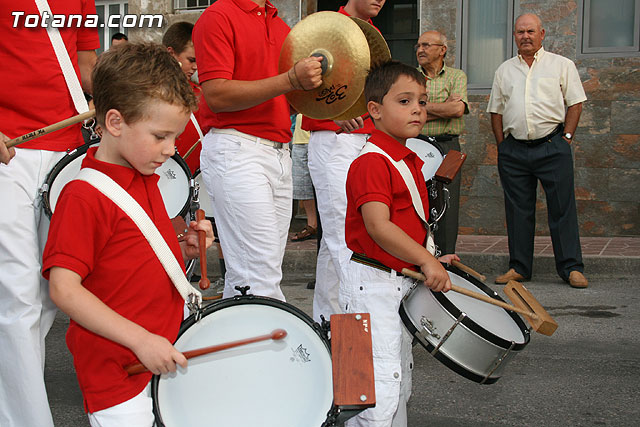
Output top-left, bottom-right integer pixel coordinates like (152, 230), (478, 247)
(42, 143), (193, 219)
(406, 135), (447, 224)
(400, 265), (530, 384)
(152, 296), (335, 426)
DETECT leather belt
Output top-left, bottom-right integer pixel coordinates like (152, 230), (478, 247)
(511, 124), (563, 146)
(211, 128), (287, 149)
(350, 253), (406, 277)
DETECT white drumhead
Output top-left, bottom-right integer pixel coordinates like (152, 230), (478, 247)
(155, 157), (190, 218)
(193, 171), (215, 217)
(444, 272), (526, 343)
(406, 138), (444, 180)
(47, 146), (190, 218)
(155, 303), (334, 427)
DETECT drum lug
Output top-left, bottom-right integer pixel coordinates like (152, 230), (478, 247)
(234, 285), (251, 296)
(481, 341), (516, 384)
(322, 406), (340, 426)
(420, 316), (440, 340)
(317, 315), (331, 341)
(431, 312), (466, 356)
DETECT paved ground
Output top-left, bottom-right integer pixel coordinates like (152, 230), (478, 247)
(45, 266), (640, 426)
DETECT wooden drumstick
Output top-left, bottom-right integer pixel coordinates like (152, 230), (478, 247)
(451, 260), (486, 282)
(335, 113), (370, 135)
(400, 268), (539, 320)
(125, 329), (288, 375)
(4, 110), (96, 149)
(195, 209), (210, 290)
(182, 138), (202, 161)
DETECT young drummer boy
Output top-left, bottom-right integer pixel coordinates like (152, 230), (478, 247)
(41, 43), (214, 426)
(341, 61), (459, 426)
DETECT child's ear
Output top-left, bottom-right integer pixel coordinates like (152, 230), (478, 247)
(367, 100), (382, 121)
(104, 109), (124, 136)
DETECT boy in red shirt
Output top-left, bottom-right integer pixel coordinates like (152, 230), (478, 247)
(42, 43), (214, 426)
(342, 61), (458, 426)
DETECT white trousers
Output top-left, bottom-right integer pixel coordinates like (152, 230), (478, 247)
(0, 148), (65, 427)
(307, 131), (368, 322)
(88, 383), (153, 427)
(339, 261), (414, 427)
(200, 131), (292, 301)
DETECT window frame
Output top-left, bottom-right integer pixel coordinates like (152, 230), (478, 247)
(578, 0), (640, 58)
(456, 0), (516, 94)
(174, 0), (216, 12)
(95, 0), (128, 55)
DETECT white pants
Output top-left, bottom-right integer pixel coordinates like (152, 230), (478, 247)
(200, 131), (292, 301)
(0, 148), (64, 427)
(308, 131), (368, 322)
(339, 261), (414, 427)
(88, 383), (153, 427)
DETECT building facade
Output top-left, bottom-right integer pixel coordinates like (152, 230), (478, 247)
(114, 0), (639, 236)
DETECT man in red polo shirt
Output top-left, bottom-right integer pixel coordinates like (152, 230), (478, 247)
(193, 0), (322, 301)
(302, 0), (386, 322)
(0, 1), (98, 425)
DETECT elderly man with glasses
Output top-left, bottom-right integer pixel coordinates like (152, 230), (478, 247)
(415, 30), (469, 256)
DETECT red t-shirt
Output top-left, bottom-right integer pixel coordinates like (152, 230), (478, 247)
(175, 81), (202, 175)
(0, 0), (99, 151)
(42, 147), (185, 413)
(345, 129), (429, 273)
(301, 6), (376, 134)
(193, 0), (292, 143)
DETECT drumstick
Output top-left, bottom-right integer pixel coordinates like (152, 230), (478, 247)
(451, 260), (486, 282)
(195, 209), (210, 290)
(400, 268), (539, 320)
(182, 138), (202, 161)
(4, 110), (96, 149)
(335, 113), (370, 135)
(125, 329), (288, 375)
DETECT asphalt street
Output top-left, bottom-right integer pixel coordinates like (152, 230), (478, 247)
(45, 272), (640, 426)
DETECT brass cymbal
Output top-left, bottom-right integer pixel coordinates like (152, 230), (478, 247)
(332, 17), (392, 121)
(279, 11), (370, 120)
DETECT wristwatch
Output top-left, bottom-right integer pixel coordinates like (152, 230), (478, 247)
(563, 132), (573, 140)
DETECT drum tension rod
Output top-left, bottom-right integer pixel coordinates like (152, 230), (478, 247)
(431, 312), (466, 356)
(481, 341), (516, 384)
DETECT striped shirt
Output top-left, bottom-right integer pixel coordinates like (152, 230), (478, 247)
(418, 64), (469, 136)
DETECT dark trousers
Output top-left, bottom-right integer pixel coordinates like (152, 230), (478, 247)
(433, 136), (461, 255)
(497, 132), (584, 280)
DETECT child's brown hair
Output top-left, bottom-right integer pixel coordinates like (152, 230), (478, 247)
(365, 60), (426, 105)
(92, 42), (197, 126)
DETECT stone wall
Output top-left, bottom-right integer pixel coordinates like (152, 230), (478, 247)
(420, 0), (640, 236)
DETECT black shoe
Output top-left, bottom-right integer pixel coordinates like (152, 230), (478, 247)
(306, 279), (315, 289)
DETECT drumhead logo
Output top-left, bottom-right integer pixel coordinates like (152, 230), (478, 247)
(163, 169), (177, 180)
(290, 344), (311, 364)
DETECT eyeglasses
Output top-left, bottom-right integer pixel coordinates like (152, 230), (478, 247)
(414, 42), (444, 51)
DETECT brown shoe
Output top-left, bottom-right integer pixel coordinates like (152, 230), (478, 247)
(568, 271), (588, 288)
(495, 268), (526, 284)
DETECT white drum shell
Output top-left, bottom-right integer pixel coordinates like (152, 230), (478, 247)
(193, 171), (215, 217)
(400, 269), (529, 383)
(153, 299), (334, 427)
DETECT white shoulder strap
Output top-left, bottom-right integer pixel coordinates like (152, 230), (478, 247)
(358, 142), (436, 255)
(190, 113), (204, 141)
(34, 0), (89, 114)
(74, 168), (202, 310)
(359, 142), (427, 223)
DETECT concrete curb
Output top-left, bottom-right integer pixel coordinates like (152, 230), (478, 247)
(204, 248), (640, 279)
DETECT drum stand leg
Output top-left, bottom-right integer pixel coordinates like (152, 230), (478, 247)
(481, 341), (516, 384)
(430, 312), (466, 356)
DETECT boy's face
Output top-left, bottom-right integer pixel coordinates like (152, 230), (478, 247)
(171, 42), (197, 79)
(368, 75), (427, 144)
(101, 101), (190, 175)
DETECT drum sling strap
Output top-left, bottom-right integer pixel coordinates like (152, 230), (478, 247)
(358, 141), (436, 255)
(74, 168), (203, 314)
(34, 0), (90, 116)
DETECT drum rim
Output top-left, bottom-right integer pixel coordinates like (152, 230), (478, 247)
(161, 152), (193, 219)
(433, 265), (531, 350)
(42, 142), (95, 218)
(150, 294), (333, 427)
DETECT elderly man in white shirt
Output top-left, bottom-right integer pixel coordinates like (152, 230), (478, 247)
(487, 13), (588, 288)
